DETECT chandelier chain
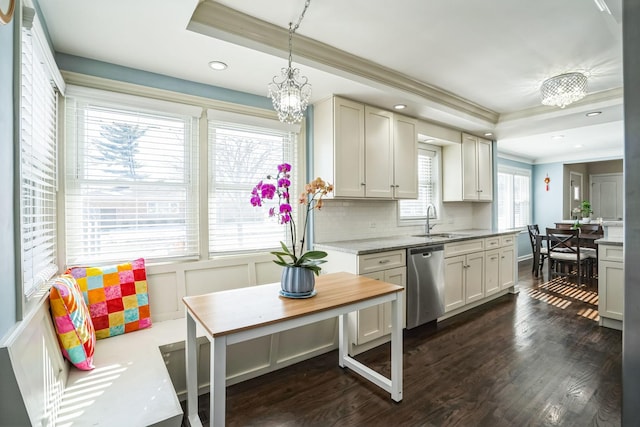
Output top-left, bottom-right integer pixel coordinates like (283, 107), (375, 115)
(287, 0), (311, 68)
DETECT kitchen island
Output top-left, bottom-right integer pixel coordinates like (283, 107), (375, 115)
(597, 237), (624, 330)
(315, 229), (520, 354)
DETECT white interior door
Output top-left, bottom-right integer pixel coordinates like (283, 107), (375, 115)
(590, 174), (623, 220)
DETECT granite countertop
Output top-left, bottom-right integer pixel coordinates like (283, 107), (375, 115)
(314, 228), (522, 255)
(596, 238), (624, 246)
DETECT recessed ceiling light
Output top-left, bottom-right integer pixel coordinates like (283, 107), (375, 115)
(484, 132), (493, 137)
(393, 104), (407, 110)
(552, 135), (565, 140)
(586, 111), (602, 117)
(208, 61), (228, 71)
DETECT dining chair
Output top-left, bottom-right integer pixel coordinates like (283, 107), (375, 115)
(578, 224), (604, 284)
(546, 227), (590, 287)
(527, 224), (547, 276)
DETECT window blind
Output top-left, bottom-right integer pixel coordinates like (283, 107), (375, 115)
(399, 146), (438, 219)
(497, 167), (531, 230)
(20, 25), (59, 296)
(65, 98), (199, 265)
(208, 120), (298, 253)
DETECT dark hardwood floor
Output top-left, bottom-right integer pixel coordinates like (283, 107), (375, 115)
(183, 260), (621, 426)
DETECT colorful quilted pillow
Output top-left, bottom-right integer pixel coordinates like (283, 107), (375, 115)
(49, 274), (96, 370)
(68, 258), (152, 340)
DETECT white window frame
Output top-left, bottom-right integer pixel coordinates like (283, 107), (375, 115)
(63, 86), (202, 265)
(206, 109), (302, 255)
(18, 2), (65, 305)
(398, 143), (442, 226)
(497, 165), (531, 230)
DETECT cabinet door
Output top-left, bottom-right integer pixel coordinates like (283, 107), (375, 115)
(355, 271), (386, 344)
(465, 251), (485, 303)
(485, 249), (500, 296)
(393, 115), (418, 199)
(499, 246), (515, 289)
(364, 106), (394, 198)
(462, 134), (479, 200)
(334, 98), (366, 197)
(444, 255), (465, 312)
(599, 260), (624, 320)
(382, 267), (407, 332)
(476, 137), (493, 201)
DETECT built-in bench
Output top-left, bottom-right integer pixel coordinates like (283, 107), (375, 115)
(0, 293), (186, 426)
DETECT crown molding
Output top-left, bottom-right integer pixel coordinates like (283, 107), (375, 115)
(498, 87), (624, 125)
(188, 1), (499, 125)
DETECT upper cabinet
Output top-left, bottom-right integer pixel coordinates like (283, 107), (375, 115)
(442, 132), (493, 202)
(313, 96), (417, 199)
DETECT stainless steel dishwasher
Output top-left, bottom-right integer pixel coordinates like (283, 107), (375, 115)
(407, 245), (445, 329)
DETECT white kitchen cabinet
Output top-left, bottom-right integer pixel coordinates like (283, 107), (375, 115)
(443, 239), (485, 311)
(485, 249), (501, 296)
(314, 96), (366, 198)
(442, 132), (493, 202)
(392, 114), (419, 199)
(444, 255), (465, 311)
(313, 96), (417, 199)
(320, 248), (406, 353)
(598, 243), (624, 330)
(499, 236), (516, 290)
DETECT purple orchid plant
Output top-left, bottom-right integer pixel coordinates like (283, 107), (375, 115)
(251, 163), (333, 275)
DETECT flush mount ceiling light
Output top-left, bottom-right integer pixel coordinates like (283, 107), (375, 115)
(586, 111), (602, 117)
(208, 61), (228, 71)
(393, 104), (407, 110)
(268, 0), (312, 124)
(540, 72), (588, 109)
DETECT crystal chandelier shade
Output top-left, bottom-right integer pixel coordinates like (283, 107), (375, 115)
(268, 1), (312, 124)
(540, 72), (588, 109)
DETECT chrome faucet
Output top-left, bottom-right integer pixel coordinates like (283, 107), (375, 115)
(426, 203), (436, 236)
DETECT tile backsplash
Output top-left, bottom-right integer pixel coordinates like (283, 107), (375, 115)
(313, 199), (492, 243)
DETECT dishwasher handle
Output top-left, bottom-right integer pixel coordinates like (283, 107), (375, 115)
(408, 245), (444, 256)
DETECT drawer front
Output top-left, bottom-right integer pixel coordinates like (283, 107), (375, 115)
(500, 234), (515, 247)
(444, 239), (485, 257)
(600, 245), (624, 262)
(358, 250), (406, 274)
(485, 237), (501, 251)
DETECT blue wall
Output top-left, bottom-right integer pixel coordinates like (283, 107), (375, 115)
(0, 17), (17, 339)
(532, 162), (564, 231)
(56, 54), (273, 110)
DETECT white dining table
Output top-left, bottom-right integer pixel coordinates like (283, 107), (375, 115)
(182, 271), (405, 427)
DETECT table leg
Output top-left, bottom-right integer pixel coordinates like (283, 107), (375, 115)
(338, 313), (348, 367)
(186, 312), (201, 426)
(211, 336), (227, 427)
(390, 295), (403, 402)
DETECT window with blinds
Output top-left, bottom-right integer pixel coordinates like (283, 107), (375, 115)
(399, 145), (439, 220)
(64, 95), (199, 265)
(20, 24), (59, 296)
(208, 120), (297, 253)
(497, 166), (531, 229)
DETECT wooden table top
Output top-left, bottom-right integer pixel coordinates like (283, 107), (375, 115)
(182, 272), (404, 338)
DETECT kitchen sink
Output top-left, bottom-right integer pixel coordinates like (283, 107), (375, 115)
(411, 233), (468, 239)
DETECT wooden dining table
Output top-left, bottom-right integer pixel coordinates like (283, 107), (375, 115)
(533, 232), (602, 278)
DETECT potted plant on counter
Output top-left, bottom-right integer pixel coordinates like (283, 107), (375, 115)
(250, 163), (333, 298)
(580, 200), (593, 223)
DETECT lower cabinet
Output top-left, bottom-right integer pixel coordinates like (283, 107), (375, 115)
(321, 248), (406, 354)
(444, 233), (517, 316)
(444, 251), (485, 312)
(598, 243), (624, 330)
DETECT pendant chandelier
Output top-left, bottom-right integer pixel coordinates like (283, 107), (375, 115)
(540, 72), (588, 109)
(268, 0), (312, 124)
